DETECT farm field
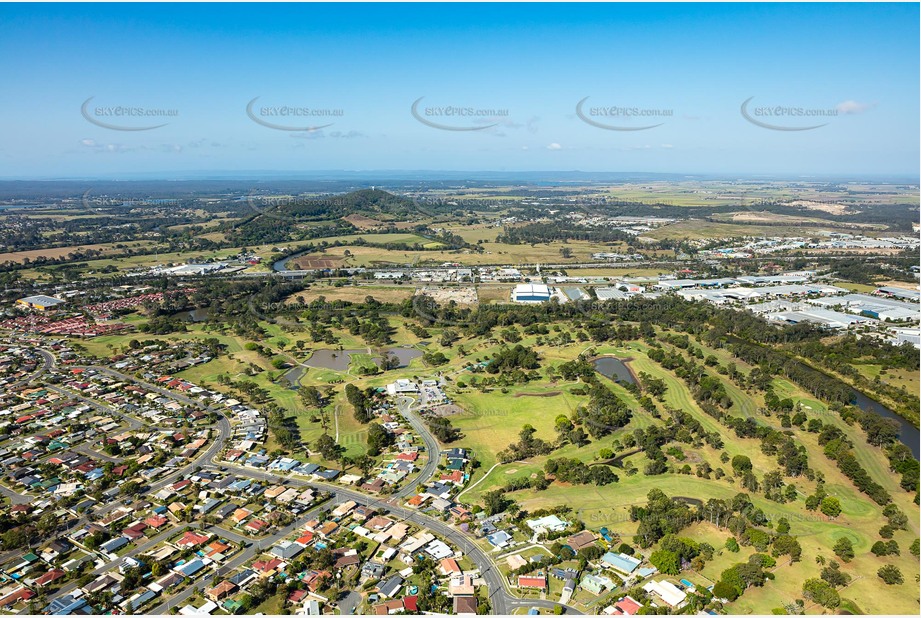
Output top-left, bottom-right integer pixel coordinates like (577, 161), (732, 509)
(0, 239), (157, 264)
(287, 283), (416, 305)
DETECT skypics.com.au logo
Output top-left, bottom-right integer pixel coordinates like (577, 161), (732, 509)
(740, 97), (843, 131)
(81, 96), (178, 131)
(246, 97), (344, 131)
(411, 97), (509, 131)
(576, 96), (673, 131)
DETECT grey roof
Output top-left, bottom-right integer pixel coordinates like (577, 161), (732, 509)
(129, 590), (157, 612)
(18, 295), (65, 306)
(378, 575), (404, 598)
(229, 569), (256, 586)
(44, 595), (89, 615)
(270, 542), (304, 560)
(100, 537), (128, 552)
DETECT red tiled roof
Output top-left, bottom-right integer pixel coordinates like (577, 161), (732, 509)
(176, 531), (210, 547)
(518, 575), (546, 588)
(35, 569), (66, 586)
(288, 589), (307, 603)
(253, 557), (282, 573)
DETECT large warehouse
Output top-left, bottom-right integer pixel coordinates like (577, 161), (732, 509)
(16, 295), (66, 311)
(512, 283), (551, 303)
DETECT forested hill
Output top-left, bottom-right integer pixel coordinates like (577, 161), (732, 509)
(251, 189), (416, 221)
(229, 189), (420, 244)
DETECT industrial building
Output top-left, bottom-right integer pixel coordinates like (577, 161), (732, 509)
(16, 295), (65, 311)
(808, 294), (919, 322)
(767, 308), (872, 330)
(594, 287), (631, 301)
(875, 286), (920, 301)
(512, 283), (551, 303)
(559, 287), (590, 302)
(889, 328), (920, 348)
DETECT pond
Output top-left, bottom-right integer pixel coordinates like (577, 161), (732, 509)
(384, 348), (423, 368)
(303, 347), (423, 371)
(176, 307), (210, 322)
(283, 365), (306, 389)
(304, 349), (366, 372)
(593, 356), (638, 385)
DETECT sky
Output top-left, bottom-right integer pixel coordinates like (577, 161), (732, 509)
(0, 2), (918, 179)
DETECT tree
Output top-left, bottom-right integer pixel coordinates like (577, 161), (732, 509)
(820, 497), (841, 518)
(354, 454), (375, 477)
(121, 480), (143, 496)
(877, 564), (903, 585)
(731, 455), (752, 475)
(871, 540), (891, 556)
(366, 422), (394, 457)
(482, 490), (513, 516)
(314, 434), (343, 461)
(820, 562), (850, 588)
(802, 578), (840, 608)
(298, 385), (323, 408)
(712, 580), (739, 602)
(776, 517), (790, 535)
(771, 535), (802, 562)
(725, 537), (740, 553)
(649, 550), (680, 575)
(833, 537), (854, 563)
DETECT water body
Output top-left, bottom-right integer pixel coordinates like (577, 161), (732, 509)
(721, 335), (919, 457)
(303, 347), (423, 371)
(384, 348), (423, 368)
(593, 356), (638, 385)
(177, 307), (209, 322)
(273, 249), (312, 272)
(304, 349), (364, 371)
(851, 389), (920, 459)
(283, 365), (306, 390)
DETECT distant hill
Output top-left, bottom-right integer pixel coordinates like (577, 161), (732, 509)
(231, 189), (421, 244)
(246, 188), (418, 221)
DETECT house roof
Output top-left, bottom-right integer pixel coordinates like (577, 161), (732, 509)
(453, 596), (478, 615)
(518, 575), (547, 588)
(177, 531), (210, 547)
(207, 581), (237, 597)
(614, 596), (643, 615)
(602, 551), (641, 574)
(566, 530), (598, 551)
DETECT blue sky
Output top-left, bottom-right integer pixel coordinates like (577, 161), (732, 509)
(0, 2), (917, 178)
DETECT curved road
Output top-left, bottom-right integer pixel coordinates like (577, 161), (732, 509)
(393, 395), (441, 500)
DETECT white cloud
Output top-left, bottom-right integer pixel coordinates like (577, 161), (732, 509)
(78, 139), (185, 154)
(661, 144), (674, 149)
(290, 129), (365, 140)
(546, 142), (562, 150)
(836, 100), (876, 115)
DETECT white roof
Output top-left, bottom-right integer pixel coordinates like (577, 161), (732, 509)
(643, 580), (686, 607)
